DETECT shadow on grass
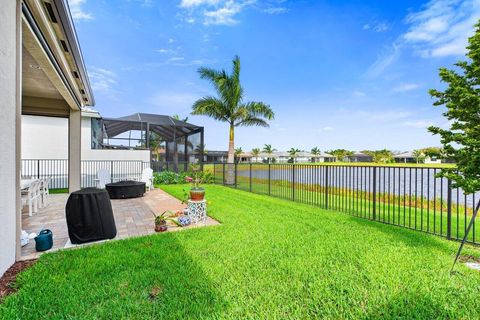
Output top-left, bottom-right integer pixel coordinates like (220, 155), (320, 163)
(0, 232), (226, 319)
(344, 213), (455, 253)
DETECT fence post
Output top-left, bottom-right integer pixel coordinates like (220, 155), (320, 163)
(249, 163), (252, 192)
(372, 167), (377, 221)
(37, 160), (40, 179)
(325, 166), (329, 209)
(234, 163), (238, 188)
(223, 163), (226, 185)
(213, 163), (216, 184)
(268, 164), (271, 196)
(292, 164), (295, 201)
(110, 161), (114, 181)
(447, 179), (452, 240)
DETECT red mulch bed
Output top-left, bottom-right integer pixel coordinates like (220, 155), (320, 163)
(0, 259), (36, 301)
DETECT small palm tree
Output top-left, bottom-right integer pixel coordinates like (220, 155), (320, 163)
(192, 55), (274, 183)
(263, 144), (277, 164)
(288, 148), (300, 163)
(251, 148), (260, 163)
(412, 149), (425, 164)
(234, 147), (243, 163)
(311, 147), (321, 162)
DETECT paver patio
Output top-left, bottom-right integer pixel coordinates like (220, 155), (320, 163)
(21, 188), (219, 260)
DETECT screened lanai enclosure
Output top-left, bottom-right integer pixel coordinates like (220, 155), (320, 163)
(91, 113), (204, 171)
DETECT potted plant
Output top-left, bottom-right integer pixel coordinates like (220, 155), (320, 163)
(185, 163), (205, 201)
(152, 211), (172, 232)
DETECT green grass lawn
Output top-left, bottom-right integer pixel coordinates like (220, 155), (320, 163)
(2, 185), (480, 319)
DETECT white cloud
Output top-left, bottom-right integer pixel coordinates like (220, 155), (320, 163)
(156, 48), (177, 54)
(204, 1), (244, 25)
(365, 0), (480, 77)
(179, 0), (286, 26)
(68, 0), (94, 21)
(402, 120), (434, 128)
(393, 83), (422, 92)
(364, 43), (401, 78)
(323, 126), (334, 132)
(263, 7), (287, 14)
(180, 0), (221, 8)
(363, 22), (389, 32)
(88, 67), (117, 93)
(352, 90), (366, 97)
(403, 0), (480, 57)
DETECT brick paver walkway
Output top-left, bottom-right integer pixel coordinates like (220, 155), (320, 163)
(21, 188), (219, 260)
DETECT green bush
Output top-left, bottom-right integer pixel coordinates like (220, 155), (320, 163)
(153, 169), (214, 185)
(153, 171), (188, 185)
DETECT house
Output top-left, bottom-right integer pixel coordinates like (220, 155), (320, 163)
(313, 152), (336, 163)
(1, 0), (95, 275)
(345, 153), (374, 163)
(394, 151), (417, 164)
(204, 151), (228, 163)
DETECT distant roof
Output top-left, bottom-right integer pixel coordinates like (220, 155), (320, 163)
(394, 151), (415, 158)
(102, 113), (202, 140)
(350, 152), (371, 157)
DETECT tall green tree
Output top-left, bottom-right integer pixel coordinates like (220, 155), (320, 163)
(192, 56), (274, 182)
(428, 22), (480, 269)
(288, 148), (300, 163)
(251, 148), (261, 163)
(263, 144), (277, 164)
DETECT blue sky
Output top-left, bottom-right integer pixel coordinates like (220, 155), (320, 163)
(70, 0), (480, 152)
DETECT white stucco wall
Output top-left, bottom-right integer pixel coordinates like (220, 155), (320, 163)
(21, 114), (150, 162)
(0, 0), (19, 276)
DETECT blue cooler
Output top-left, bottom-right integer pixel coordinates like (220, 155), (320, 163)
(35, 229), (53, 252)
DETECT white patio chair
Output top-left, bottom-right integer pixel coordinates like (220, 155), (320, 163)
(94, 169), (111, 189)
(140, 167), (154, 192)
(40, 177), (51, 207)
(21, 180), (42, 216)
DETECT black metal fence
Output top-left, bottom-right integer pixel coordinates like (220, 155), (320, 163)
(211, 163), (480, 245)
(21, 159), (151, 189)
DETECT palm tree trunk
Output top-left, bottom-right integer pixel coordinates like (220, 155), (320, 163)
(226, 124), (235, 184)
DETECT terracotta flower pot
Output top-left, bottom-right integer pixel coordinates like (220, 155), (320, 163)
(190, 187), (205, 201)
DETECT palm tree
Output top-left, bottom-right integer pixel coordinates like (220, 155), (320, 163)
(412, 149), (425, 164)
(172, 114), (189, 122)
(288, 148), (300, 163)
(263, 144), (277, 164)
(234, 147), (243, 163)
(251, 148), (260, 163)
(311, 147), (321, 162)
(191, 55), (274, 183)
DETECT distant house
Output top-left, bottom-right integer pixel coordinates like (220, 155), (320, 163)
(394, 151), (417, 164)
(344, 153), (373, 163)
(312, 152), (336, 163)
(205, 151), (228, 163)
(236, 152), (253, 163)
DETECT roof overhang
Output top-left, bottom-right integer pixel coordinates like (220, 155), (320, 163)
(21, 0), (94, 116)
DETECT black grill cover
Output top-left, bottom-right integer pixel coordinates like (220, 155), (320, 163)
(66, 188), (117, 244)
(105, 181), (146, 199)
